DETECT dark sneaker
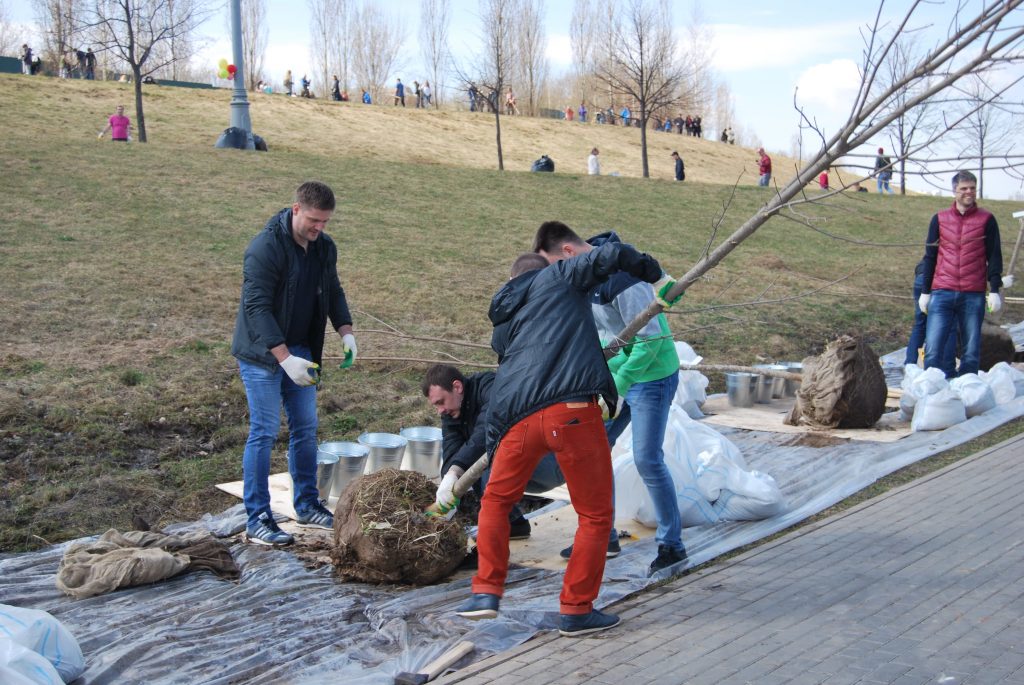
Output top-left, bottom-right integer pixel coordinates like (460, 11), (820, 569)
(456, 593), (500, 620)
(246, 512), (294, 546)
(559, 609), (621, 637)
(649, 544), (689, 576)
(295, 501), (334, 530)
(560, 532), (621, 560)
(509, 515), (532, 540)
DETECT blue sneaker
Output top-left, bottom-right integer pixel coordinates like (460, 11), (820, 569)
(559, 609), (621, 637)
(456, 593), (500, 620)
(295, 501), (334, 530)
(246, 512), (294, 546)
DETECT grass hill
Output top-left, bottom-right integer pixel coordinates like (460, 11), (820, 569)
(0, 73), (1019, 551)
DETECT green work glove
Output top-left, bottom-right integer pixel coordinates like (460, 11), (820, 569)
(654, 274), (683, 309)
(339, 333), (357, 369)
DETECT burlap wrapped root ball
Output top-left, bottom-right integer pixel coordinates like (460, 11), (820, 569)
(331, 469), (467, 584)
(785, 335), (887, 429)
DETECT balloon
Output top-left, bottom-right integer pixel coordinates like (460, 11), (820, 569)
(219, 68), (229, 79)
(227, 72), (234, 79)
(227, 64), (237, 74)
(218, 58), (228, 69)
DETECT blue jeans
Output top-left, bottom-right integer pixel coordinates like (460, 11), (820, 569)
(758, 173), (771, 187)
(907, 273), (957, 367)
(923, 290), (985, 378)
(605, 373), (683, 550)
(238, 346), (320, 527)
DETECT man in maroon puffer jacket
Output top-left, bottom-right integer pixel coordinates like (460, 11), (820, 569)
(919, 170), (1009, 377)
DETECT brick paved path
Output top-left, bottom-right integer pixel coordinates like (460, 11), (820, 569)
(440, 433), (1024, 685)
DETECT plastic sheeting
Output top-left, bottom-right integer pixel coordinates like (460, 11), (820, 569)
(1, 322), (1022, 684)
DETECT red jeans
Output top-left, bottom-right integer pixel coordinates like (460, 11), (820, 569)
(472, 400), (613, 615)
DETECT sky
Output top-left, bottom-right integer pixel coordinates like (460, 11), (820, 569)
(10, 0), (1023, 199)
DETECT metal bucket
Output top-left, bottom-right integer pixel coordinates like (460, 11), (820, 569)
(725, 372), (758, 408)
(358, 432), (408, 474)
(781, 361), (803, 397)
(318, 441), (368, 499)
(314, 450), (339, 501)
(399, 426), (443, 477)
(754, 364), (788, 401)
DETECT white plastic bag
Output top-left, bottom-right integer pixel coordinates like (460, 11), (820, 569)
(675, 371), (709, 419)
(979, 362), (1024, 404)
(949, 374), (997, 417)
(911, 366), (949, 397)
(911, 387), (967, 431)
(0, 604), (85, 683)
(696, 447), (787, 521)
(899, 364), (923, 420)
(0, 640), (64, 685)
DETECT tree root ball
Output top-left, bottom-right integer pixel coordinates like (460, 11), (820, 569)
(785, 335), (887, 429)
(980, 321), (1015, 371)
(330, 469), (467, 585)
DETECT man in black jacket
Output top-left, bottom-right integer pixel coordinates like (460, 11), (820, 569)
(456, 238), (668, 637)
(421, 364), (565, 539)
(231, 181), (357, 546)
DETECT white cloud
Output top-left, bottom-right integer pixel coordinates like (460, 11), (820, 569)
(710, 22), (860, 72)
(794, 58), (862, 111)
(546, 33), (572, 72)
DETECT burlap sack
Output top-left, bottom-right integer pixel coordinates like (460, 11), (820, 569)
(785, 335), (887, 429)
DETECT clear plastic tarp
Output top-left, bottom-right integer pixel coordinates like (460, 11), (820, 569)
(2, 322), (1021, 684)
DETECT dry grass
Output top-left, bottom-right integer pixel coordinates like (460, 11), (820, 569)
(0, 73), (1020, 551)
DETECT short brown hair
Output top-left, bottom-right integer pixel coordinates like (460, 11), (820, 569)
(532, 221), (584, 254)
(421, 364), (466, 396)
(951, 170), (977, 188)
(510, 252), (549, 278)
(295, 181), (336, 211)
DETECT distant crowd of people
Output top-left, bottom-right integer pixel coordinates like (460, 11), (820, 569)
(21, 43), (97, 79)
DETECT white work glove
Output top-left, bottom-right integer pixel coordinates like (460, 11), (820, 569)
(1003, 275), (1014, 289)
(987, 292), (1002, 313)
(280, 354), (319, 387)
(97, 131), (104, 139)
(918, 293), (930, 315)
(435, 467), (462, 513)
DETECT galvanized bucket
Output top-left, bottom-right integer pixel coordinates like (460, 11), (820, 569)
(725, 372), (758, 408)
(358, 432), (408, 474)
(314, 449), (339, 501)
(781, 361), (803, 397)
(318, 441), (369, 499)
(753, 364), (788, 401)
(399, 426), (443, 477)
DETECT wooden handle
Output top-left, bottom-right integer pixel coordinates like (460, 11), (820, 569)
(423, 640), (475, 680)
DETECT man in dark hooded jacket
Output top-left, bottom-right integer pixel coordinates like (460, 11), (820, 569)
(456, 235), (668, 637)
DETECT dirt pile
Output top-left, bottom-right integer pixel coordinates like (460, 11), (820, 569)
(785, 335), (887, 429)
(980, 321), (1016, 370)
(331, 469), (467, 584)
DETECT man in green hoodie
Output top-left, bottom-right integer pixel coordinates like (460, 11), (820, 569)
(535, 223), (688, 576)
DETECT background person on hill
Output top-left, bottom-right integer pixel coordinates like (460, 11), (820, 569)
(422, 81), (432, 107)
(231, 181), (357, 546)
(85, 48), (96, 80)
(757, 147), (772, 186)
(588, 148), (600, 176)
(21, 44), (32, 75)
(98, 105), (132, 142)
(875, 147), (894, 194)
(284, 70), (293, 96)
(672, 151), (685, 181)
(394, 78), (405, 106)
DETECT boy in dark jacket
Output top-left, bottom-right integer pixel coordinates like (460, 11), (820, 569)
(456, 236), (670, 636)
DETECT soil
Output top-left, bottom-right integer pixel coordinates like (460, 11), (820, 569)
(330, 469), (467, 585)
(980, 322), (1016, 370)
(780, 433), (850, 448)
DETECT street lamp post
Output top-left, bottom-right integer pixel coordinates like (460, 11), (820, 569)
(214, 0), (257, 150)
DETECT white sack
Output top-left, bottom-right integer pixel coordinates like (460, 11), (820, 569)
(980, 362), (1024, 404)
(696, 447), (787, 521)
(0, 640), (64, 685)
(673, 342), (708, 419)
(899, 364), (923, 420)
(911, 387), (967, 432)
(949, 374), (997, 417)
(0, 605), (84, 684)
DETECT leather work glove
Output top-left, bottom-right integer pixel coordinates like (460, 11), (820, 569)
(918, 293), (930, 315)
(987, 292), (1002, 313)
(339, 333), (358, 369)
(653, 274), (683, 309)
(435, 467), (463, 513)
(1003, 275), (1015, 289)
(280, 354), (319, 387)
